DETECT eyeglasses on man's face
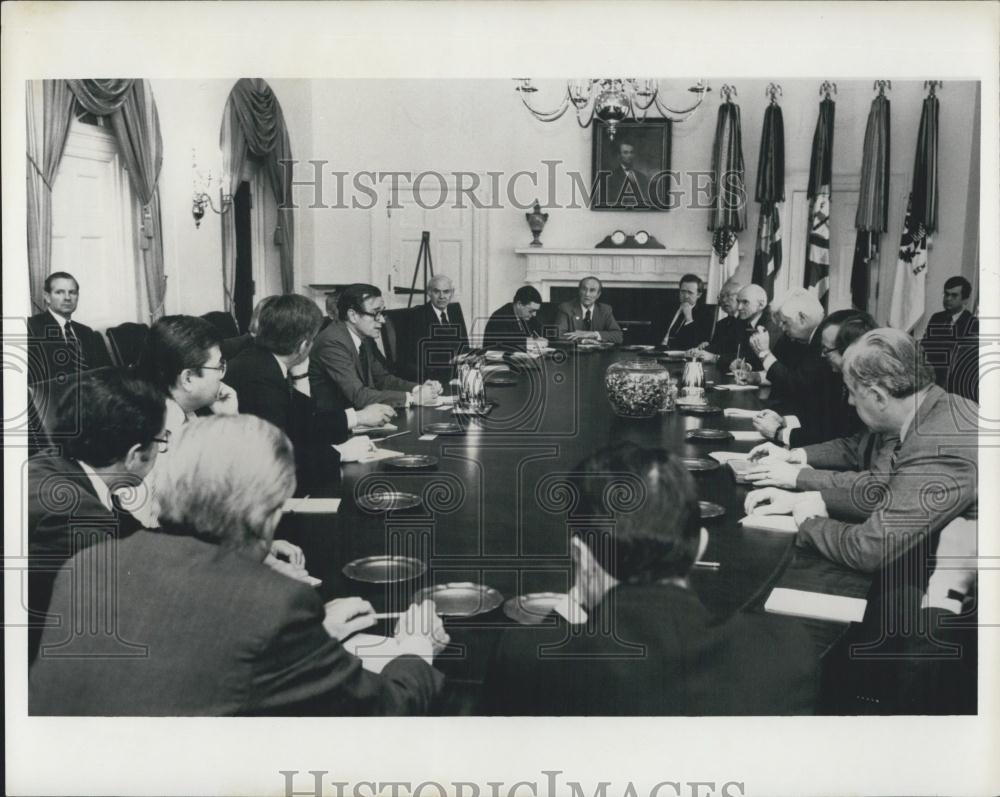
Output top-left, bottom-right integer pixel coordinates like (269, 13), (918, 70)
(357, 309), (386, 322)
(201, 359), (227, 376)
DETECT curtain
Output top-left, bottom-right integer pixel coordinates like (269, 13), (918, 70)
(752, 102), (785, 298)
(57, 79), (168, 321)
(26, 80), (75, 312)
(220, 78), (295, 313)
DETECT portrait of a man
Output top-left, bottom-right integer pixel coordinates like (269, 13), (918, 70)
(592, 120), (671, 210)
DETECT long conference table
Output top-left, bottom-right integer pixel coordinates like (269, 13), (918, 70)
(280, 346), (873, 714)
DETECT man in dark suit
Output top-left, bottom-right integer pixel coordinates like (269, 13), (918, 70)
(485, 444), (818, 716)
(27, 368), (165, 662)
(29, 415), (448, 716)
(555, 276), (623, 344)
(601, 139), (652, 208)
(27, 272), (112, 385)
(394, 274), (470, 383)
(746, 329), (978, 573)
(921, 275), (979, 402)
(224, 294), (394, 493)
(482, 285), (546, 352)
(309, 283), (442, 411)
(655, 273), (715, 350)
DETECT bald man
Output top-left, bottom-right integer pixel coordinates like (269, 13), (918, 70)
(707, 284), (778, 372)
(395, 275), (469, 383)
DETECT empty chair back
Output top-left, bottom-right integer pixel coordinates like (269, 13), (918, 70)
(27, 368), (114, 455)
(381, 308), (411, 367)
(105, 323), (150, 368)
(221, 333), (254, 361)
(200, 311), (240, 340)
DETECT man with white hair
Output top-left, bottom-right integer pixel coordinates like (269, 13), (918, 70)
(716, 283), (778, 372)
(689, 277), (743, 365)
(395, 274), (469, 383)
(745, 329), (978, 573)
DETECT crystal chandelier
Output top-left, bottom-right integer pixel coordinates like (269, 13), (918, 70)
(514, 78), (711, 140)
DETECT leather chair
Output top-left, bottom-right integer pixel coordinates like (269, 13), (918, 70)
(105, 322), (150, 368)
(200, 311), (240, 340)
(27, 367), (114, 455)
(221, 333), (254, 361)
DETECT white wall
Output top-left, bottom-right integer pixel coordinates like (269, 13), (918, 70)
(150, 78), (979, 330)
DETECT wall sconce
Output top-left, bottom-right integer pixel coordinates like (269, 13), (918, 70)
(192, 148), (232, 228)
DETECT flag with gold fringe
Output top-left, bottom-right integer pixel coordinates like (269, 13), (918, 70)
(707, 93), (745, 303)
(804, 97), (834, 307)
(852, 91), (891, 311)
(752, 100), (784, 298)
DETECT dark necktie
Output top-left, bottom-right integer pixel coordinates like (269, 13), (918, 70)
(359, 342), (372, 385)
(890, 438), (903, 471)
(583, 309), (592, 331)
(440, 309), (450, 326)
(666, 312), (685, 344)
(64, 322), (85, 368)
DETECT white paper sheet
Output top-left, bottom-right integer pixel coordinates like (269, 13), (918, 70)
(764, 587), (868, 623)
(714, 384), (759, 392)
(357, 447), (405, 464)
(282, 498), (342, 514)
(723, 407), (759, 419)
(731, 430), (766, 442)
(738, 513), (798, 533)
(709, 451), (749, 464)
(341, 634), (404, 674)
(353, 423), (398, 435)
(418, 434), (437, 441)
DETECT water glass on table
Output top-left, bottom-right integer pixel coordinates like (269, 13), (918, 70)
(732, 359), (752, 386)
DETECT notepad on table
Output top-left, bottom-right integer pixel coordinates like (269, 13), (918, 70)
(283, 498), (342, 514)
(724, 408), (759, 419)
(765, 587), (867, 623)
(739, 513), (798, 533)
(730, 430), (765, 442)
(357, 447), (405, 464)
(714, 384), (758, 392)
(709, 451), (748, 464)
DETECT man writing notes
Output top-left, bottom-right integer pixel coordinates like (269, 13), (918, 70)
(555, 276), (623, 344)
(486, 444), (817, 715)
(309, 283), (441, 411)
(27, 271), (112, 385)
(30, 415), (448, 716)
(745, 329), (978, 573)
(657, 274), (715, 350)
(920, 275), (979, 403)
(223, 294), (393, 491)
(483, 285), (548, 352)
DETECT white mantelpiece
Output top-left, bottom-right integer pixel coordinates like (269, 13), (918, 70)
(515, 247), (721, 293)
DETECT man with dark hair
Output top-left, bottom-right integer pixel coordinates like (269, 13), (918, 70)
(555, 276), (623, 344)
(27, 271), (112, 385)
(921, 275), (978, 402)
(486, 444), (818, 715)
(27, 368), (166, 661)
(603, 139), (652, 208)
(309, 284), (441, 411)
(747, 329), (978, 573)
(656, 273), (715, 349)
(136, 315), (239, 435)
(224, 294), (393, 491)
(483, 285), (547, 352)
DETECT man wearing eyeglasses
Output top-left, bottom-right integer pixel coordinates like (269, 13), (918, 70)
(27, 368), (166, 662)
(310, 283), (442, 411)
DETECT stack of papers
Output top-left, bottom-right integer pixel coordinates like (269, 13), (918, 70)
(723, 408), (759, 419)
(764, 587), (867, 623)
(738, 513), (798, 533)
(283, 498), (342, 514)
(353, 423), (398, 435)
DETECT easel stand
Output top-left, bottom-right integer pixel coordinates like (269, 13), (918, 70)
(394, 230), (434, 308)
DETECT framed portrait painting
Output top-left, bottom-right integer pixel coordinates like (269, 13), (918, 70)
(591, 119), (672, 211)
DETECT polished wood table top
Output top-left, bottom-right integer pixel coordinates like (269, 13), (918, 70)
(281, 348), (872, 712)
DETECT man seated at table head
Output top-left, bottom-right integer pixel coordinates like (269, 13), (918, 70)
(136, 315), (239, 435)
(309, 283), (441, 411)
(482, 285), (548, 352)
(657, 273), (715, 350)
(395, 274), (470, 383)
(688, 277), (742, 361)
(29, 414), (448, 716)
(921, 275), (978, 403)
(223, 293), (394, 491)
(27, 271), (112, 385)
(555, 276), (623, 344)
(27, 367), (166, 662)
(486, 443), (817, 715)
(745, 328), (978, 573)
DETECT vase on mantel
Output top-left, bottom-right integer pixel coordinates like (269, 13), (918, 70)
(525, 202), (548, 247)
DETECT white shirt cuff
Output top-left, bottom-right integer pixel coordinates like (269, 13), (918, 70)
(761, 352), (777, 371)
(345, 408), (357, 429)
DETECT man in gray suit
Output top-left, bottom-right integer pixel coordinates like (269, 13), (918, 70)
(309, 283), (442, 411)
(745, 329), (978, 573)
(555, 276), (623, 344)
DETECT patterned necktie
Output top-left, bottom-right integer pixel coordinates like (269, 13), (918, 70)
(359, 342), (372, 385)
(583, 309), (592, 331)
(64, 321), (85, 368)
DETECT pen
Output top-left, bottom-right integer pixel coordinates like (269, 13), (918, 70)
(372, 431), (410, 443)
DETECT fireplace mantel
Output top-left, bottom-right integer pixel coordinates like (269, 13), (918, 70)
(516, 247), (738, 294)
